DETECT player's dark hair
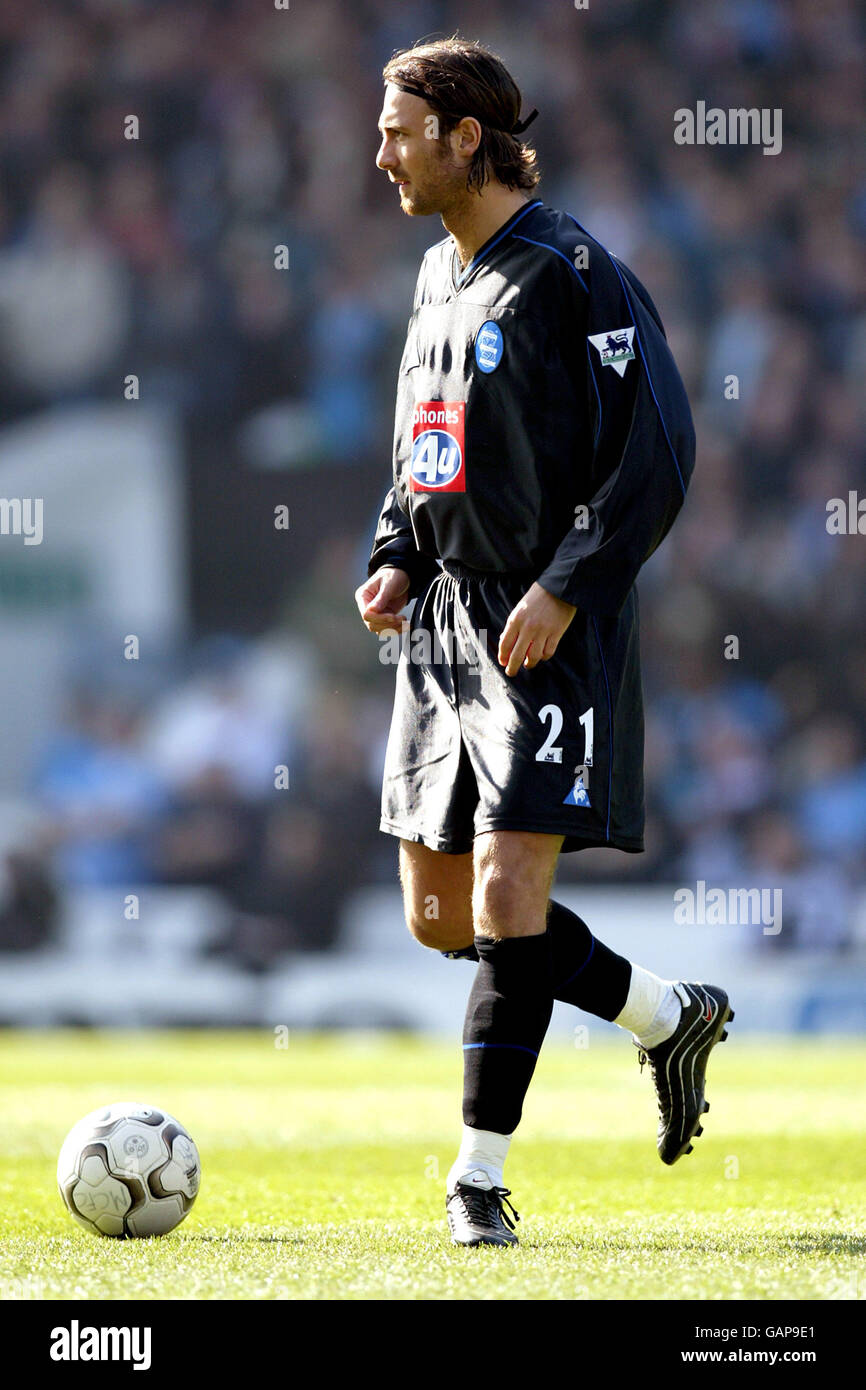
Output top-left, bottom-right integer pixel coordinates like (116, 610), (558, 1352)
(382, 36), (540, 195)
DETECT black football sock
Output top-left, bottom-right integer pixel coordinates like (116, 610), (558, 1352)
(547, 899), (632, 1022)
(444, 900), (632, 1022)
(462, 931), (554, 1136)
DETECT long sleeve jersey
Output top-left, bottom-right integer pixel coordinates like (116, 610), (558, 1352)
(368, 198), (695, 616)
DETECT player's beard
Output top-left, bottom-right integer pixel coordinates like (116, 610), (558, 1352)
(397, 144), (469, 218)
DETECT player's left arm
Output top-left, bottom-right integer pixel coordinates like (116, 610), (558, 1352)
(500, 247), (696, 675)
(540, 250), (695, 617)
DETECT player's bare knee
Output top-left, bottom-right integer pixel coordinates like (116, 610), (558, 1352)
(399, 878), (455, 947)
(398, 841), (473, 949)
(473, 857), (550, 939)
(403, 903), (439, 948)
(403, 905), (471, 951)
(472, 832), (561, 937)
(473, 866), (524, 938)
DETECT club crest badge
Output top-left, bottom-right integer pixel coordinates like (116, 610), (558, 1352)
(475, 320), (504, 373)
(587, 326), (636, 377)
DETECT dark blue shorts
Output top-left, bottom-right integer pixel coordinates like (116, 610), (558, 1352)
(379, 561), (646, 856)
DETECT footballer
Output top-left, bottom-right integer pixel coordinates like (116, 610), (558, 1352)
(355, 36), (733, 1247)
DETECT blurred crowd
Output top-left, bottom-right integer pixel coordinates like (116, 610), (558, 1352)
(0, 0), (864, 962)
(23, 632), (383, 969)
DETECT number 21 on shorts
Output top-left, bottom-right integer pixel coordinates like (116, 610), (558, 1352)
(535, 704), (593, 766)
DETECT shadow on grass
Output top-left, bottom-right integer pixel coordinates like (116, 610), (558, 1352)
(175, 1226), (866, 1259)
(779, 1232), (866, 1257)
(511, 1229), (866, 1258)
(191, 1233), (307, 1245)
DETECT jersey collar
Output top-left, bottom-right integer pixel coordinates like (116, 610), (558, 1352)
(450, 198), (543, 294)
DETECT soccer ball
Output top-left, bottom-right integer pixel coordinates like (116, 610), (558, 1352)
(57, 1101), (201, 1238)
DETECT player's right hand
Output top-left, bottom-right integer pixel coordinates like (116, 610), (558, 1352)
(355, 566), (411, 635)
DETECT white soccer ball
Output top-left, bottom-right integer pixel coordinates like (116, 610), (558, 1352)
(57, 1101), (200, 1238)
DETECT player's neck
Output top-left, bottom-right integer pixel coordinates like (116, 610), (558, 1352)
(443, 188), (532, 270)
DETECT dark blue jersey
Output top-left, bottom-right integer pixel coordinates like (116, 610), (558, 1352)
(368, 199), (695, 617)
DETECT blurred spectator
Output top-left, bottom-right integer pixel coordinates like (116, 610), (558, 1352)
(34, 692), (166, 886)
(742, 809), (853, 953)
(144, 636), (294, 801)
(0, 850), (58, 952)
(0, 164), (129, 408)
(216, 804), (351, 971)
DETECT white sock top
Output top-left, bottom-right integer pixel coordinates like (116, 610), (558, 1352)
(614, 966), (687, 1049)
(447, 1125), (512, 1193)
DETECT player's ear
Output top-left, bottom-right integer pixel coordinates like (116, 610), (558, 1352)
(453, 115), (482, 160)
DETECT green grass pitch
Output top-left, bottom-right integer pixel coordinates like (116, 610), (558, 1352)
(0, 1029), (863, 1300)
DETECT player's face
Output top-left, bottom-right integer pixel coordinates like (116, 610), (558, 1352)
(376, 84), (466, 216)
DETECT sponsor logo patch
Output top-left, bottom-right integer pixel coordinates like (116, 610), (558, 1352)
(410, 401), (466, 492)
(587, 326), (636, 377)
(475, 320), (504, 373)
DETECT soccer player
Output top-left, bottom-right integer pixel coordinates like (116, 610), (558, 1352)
(355, 37), (733, 1247)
